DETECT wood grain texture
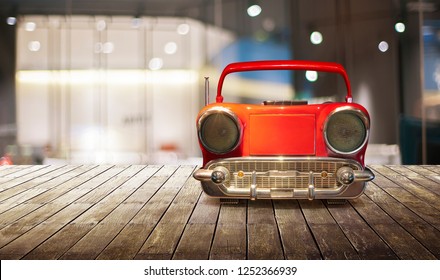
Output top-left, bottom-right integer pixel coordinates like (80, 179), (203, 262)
(0, 164), (438, 260)
(210, 201), (247, 260)
(299, 200), (360, 260)
(247, 200), (284, 260)
(273, 200), (321, 260)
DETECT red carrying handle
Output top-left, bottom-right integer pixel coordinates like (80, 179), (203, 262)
(216, 60), (352, 103)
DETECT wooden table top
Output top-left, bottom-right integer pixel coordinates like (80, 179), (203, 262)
(0, 164), (439, 260)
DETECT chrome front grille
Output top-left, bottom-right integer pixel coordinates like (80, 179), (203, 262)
(207, 158), (361, 189)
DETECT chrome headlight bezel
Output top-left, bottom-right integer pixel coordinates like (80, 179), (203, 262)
(197, 107), (242, 155)
(324, 106), (370, 155)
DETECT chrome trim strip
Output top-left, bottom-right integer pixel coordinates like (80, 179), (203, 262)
(308, 171), (315, 200)
(250, 171), (257, 200)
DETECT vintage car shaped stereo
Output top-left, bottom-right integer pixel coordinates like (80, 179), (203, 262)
(193, 60), (374, 200)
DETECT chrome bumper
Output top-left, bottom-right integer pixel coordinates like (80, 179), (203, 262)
(193, 157), (374, 200)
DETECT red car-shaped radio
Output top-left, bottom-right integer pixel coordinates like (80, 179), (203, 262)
(193, 60), (374, 200)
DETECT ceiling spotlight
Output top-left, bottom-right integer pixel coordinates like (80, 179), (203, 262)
(164, 42), (178, 55)
(28, 41), (41, 52)
(102, 42), (114, 54)
(149, 57), (163, 70)
(177, 23), (190, 35)
(6, 17), (17, 26)
(25, 22), (36, 32)
(378, 41), (389, 52)
(305, 71), (318, 82)
(310, 31), (323, 45)
(247, 4), (262, 17)
(395, 22), (406, 33)
(96, 20), (106, 31)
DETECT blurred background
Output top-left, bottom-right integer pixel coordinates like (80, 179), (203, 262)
(0, 0), (439, 166)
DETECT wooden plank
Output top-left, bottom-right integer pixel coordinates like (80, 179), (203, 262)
(299, 200), (360, 260)
(57, 166), (161, 260)
(247, 200), (284, 260)
(0, 164), (436, 260)
(248, 199), (277, 224)
(59, 219), (134, 260)
(425, 175), (440, 185)
(0, 165), (109, 229)
(415, 166), (440, 184)
(368, 177), (440, 226)
(16, 165), (100, 205)
(187, 193), (221, 224)
(135, 166), (200, 260)
(172, 193), (221, 260)
(0, 202), (79, 249)
(0, 165), (47, 179)
(422, 165), (440, 174)
(369, 164), (398, 176)
(327, 202), (398, 259)
(0, 165), (59, 189)
(364, 181), (440, 258)
(247, 223), (284, 260)
(350, 195), (437, 259)
(172, 224), (216, 260)
(386, 165), (420, 176)
(0, 165), (81, 212)
(374, 224), (437, 260)
(0, 165), (34, 177)
(36, 166), (124, 206)
(406, 165), (440, 176)
(364, 181), (399, 204)
(387, 165), (440, 196)
(0, 165), (18, 176)
(273, 200), (321, 260)
(217, 200), (247, 225)
(18, 165), (139, 260)
(0, 165), (66, 197)
(404, 201), (440, 230)
(371, 165), (440, 211)
(71, 165), (140, 205)
(22, 165), (145, 260)
(0, 203), (92, 259)
(375, 201), (440, 258)
(96, 224), (151, 260)
(371, 170), (439, 206)
(367, 178), (440, 231)
(23, 223), (96, 260)
(96, 165), (193, 260)
(0, 165), (133, 257)
(209, 201), (247, 260)
(0, 165), (127, 250)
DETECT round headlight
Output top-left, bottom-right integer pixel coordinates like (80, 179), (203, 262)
(198, 108), (241, 154)
(325, 109), (368, 154)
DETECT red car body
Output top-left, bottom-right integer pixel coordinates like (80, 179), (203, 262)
(193, 60), (374, 200)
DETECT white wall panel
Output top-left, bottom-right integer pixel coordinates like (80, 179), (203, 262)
(66, 29), (95, 69)
(16, 26), (49, 70)
(106, 29), (140, 69)
(16, 15), (235, 164)
(16, 83), (50, 146)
